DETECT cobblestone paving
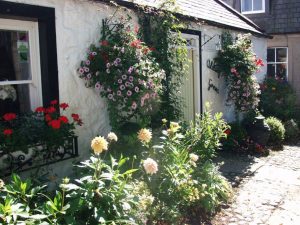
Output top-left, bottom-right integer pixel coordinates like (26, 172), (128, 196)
(212, 144), (300, 225)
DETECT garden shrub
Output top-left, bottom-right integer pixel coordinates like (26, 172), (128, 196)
(260, 76), (298, 121)
(184, 104), (229, 161)
(284, 119), (299, 142)
(137, 116), (232, 223)
(222, 122), (248, 152)
(265, 117), (285, 145)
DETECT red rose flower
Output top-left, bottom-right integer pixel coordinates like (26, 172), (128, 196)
(50, 100), (58, 105)
(224, 129), (231, 135)
(59, 116), (69, 124)
(59, 103), (69, 110)
(45, 114), (52, 122)
(3, 129), (13, 136)
(46, 106), (56, 114)
(100, 40), (109, 46)
(35, 107), (45, 113)
(48, 119), (61, 129)
(3, 113), (17, 121)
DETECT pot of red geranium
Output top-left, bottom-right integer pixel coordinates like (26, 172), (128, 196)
(0, 100), (82, 177)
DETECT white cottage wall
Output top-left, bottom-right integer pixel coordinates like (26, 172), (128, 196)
(3, 0), (267, 179)
(189, 22), (267, 122)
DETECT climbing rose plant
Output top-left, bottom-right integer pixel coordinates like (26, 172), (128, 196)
(214, 33), (263, 113)
(78, 16), (165, 130)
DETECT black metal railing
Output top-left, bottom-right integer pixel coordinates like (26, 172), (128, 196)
(0, 136), (78, 177)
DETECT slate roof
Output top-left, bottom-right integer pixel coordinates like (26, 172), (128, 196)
(99, 0), (267, 36)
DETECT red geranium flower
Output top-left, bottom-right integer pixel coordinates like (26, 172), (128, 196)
(3, 113), (17, 121)
(224, 129), (231, 135)
(100, 40), (109, 46)
(71, 113), (83, 126)
(149, 47), (156, 52)
(71, 113), (80, 121)
(255, 58), (264, 67)
(59, 103), (69, 110)
(142, 48), (150, 55)
(50, 100), (58, 105)
(45, 114), (52, 122)
(35, 107), (45, 113)
(48, 119), (61, 129)
(3, 129), (13, 136)
(46, 106), (56, 114)
(130, 39), (142, 49)
(59, 116), (69, 124)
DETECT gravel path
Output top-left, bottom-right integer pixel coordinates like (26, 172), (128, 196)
(212, 144), (300, 225)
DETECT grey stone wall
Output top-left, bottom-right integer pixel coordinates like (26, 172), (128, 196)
(221, 0), (300, 34)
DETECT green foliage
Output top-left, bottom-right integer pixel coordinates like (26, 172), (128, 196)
(260, 76), (298, 121)
(0, 156), (140, 224)
(184, 105), (229, 161)
(138, 112), (231, 223)
(265, 117), (285, 145)
(214, 33), (262, 113)
(284, 119), (299, 141)
(79, 15), (164, 131)
(222, 122), (248, 151)
(138, 0), (189, 124)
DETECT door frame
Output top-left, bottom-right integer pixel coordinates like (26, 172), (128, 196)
(181, 29), (203, 114)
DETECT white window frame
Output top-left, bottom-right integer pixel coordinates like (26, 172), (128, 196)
(0, 18), (43, 110)
(241, 0), (265, 14)
(267, 47), (288, 79)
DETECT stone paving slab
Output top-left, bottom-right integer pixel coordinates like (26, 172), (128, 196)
(212, 144), (300, 225)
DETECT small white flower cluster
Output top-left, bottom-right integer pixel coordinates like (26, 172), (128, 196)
(0, 85), (17, 101)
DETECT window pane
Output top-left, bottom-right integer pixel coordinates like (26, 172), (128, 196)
(242, 0), (252, 12)
(0, 83), (31, 116)
(0, 30), (31, 82)
(253, 0), (263, 11)
(276, 63), (287, 79)
(267, 64), (276, 77)
(276, 48), (287, 62)
(267, 49), (275, 62)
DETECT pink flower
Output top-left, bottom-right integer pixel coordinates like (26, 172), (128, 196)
(129, 76), (134, 82)
(85, 60), (90, 65)
(106, 63), (110, 68)
(91, 52), (97, 56)
(145, 93), (150, 99)
(120, 85), (125, 90)
(87, 73), (92, 79)
(95, 82), (101, 90)
(141, 97), (145, 107)
(118, 79), (122, 84)
(132, 101), (137, 110)
(128, 66), (134, 74)
(107, 88), (112, 92)
(106, 69), (110, 74)
(117, 90), (122, 96)
(108, 94), (113, 99)
(78, 68), (84, 74)
(84, 67), (89, 73)
(127, 90), (132, 96)
(134, 87), (139, 92)
(122, 75), (127, 80)
(125, 82), (130, 87)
